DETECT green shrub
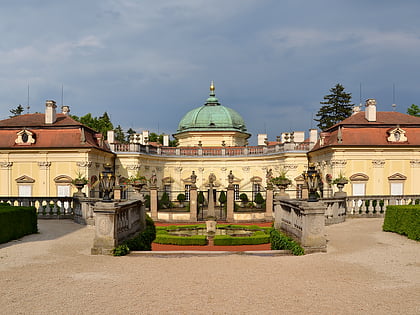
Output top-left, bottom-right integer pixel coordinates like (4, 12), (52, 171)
(197, 191), (205, 205)
(383, 205), (420, 241)
(159, 192), (172, 209)
(213, 234), (270, 246)
(270, 229), (304, 255)
(154, 234), (207, 245)
(239, 193), (249, 202)
(218, 191), (227, 204)
(177, 193), (186, 202)
(254, 192), (264, 205)
(122, 214), (156, 252)
(112, 244), (130, 256)
(0, 206), (38, 244)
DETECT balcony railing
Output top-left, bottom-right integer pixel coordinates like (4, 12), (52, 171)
(109, 142), (312, 157)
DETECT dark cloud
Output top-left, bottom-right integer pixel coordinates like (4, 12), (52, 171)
(0, 0), (419, 143)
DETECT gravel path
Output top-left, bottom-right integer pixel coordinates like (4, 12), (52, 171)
(0, 218), (418, 315)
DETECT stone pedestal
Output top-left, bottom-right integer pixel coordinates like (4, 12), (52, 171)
(226, 187), (234, 222)
(189, 187), (198, 222)
(149, 187), (158, 221)
(91, 201), (119, 255)
(300, 201), (327, 253)
(265, 188), (274, 221)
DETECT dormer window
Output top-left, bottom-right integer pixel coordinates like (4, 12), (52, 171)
(387, 127), (407, 143)
(15, 129), (36, 145)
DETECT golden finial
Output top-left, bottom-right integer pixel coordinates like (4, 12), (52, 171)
(210, 80), (215, 91)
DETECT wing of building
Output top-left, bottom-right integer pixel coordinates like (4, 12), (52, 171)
(0, 101), (114, 197)
(308, 99), (420, 196)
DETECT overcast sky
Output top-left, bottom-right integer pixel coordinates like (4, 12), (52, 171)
(1, 0), (419, 144)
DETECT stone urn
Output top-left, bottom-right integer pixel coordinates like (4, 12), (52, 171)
(73, 179), (87, 196)
(274, 179), (291, 199)
(334, 179), (348, 197)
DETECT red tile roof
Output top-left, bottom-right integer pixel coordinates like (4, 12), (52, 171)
(0, 113), (84, 128)
(0, 114), (112, 152)
(328, 111), (420, 129)
(311, 111), (420, 151)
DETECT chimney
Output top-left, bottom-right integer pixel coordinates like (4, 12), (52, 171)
(257, 134), (267, 146)
(163, 134), (169, 146)
(309, 129), (318, 144)
(45, 100), (57, 124)
(61, 105), (70, 115)
(107, 130), (115, 144)
(365, 99), (377, 122)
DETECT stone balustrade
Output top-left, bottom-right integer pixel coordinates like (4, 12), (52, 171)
(345, 195), (419, 216)
(91, 200), (145, 255)
(109, 142), (311, 156)
(274, 199), (326, 253)
(0, 196), (74, 218)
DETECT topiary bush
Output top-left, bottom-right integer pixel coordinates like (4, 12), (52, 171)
(213, 233), (270, 246)
(154, 234), (207, 245)
(270, 229), (304, 255)
(383, 205), (420, 241)
(0, 205), (38, 244)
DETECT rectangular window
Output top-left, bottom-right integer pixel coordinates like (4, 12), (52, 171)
(57, 185), (70, 209)
(164, 184), (171, 200)
(185, 185), (191, 201)
(352, 183), (365, 196)
(234, 184), (240, 201)
(18, 185), (32, 197)
(252, 183), (261, 201)
(390, 182), (403, 195)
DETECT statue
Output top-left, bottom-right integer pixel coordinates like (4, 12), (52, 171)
(228, 170), (234, 185)
(208, 173), (216, 186)
(150, 171), (157, 187)
(190, 171), (197, 186)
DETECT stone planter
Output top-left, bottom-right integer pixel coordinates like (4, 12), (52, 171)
(73, 180), (87, 196)
(334, 179), (348, 197)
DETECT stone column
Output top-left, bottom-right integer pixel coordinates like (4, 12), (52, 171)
(226, 186), (235, 222)
(265, 188), (273, 221)
(300, 201), (326, 253)
(189, 187), (197, 222)
(149, 187), (158, 221)
(91, 201), (118, 255)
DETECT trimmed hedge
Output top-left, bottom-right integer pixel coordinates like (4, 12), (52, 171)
(213, 233), (270, 246)
(383, 205), (420, 241)
(270, 229), (304, 255)
(154, 234), (207, 245)
(0, 205), (38, 244)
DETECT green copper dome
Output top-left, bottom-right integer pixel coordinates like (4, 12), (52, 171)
(176, 82), (248, 133)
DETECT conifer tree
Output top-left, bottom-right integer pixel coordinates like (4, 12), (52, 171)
(315, 84), (354, 130)
(407, 104), (420, 117)
(9, 104), (24, 117)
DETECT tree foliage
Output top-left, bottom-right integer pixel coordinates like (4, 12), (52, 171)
(71, 112), (114, 139)
(114, 125), (126, 143)
(9, 104), (25, 118)
(315, 84), (354, 130)
(407, 104), (420, 117)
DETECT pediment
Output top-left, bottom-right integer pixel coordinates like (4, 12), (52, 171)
(294, 174), (305, 182)
(162, 176), (174, 184)
(388, 173), (407, 181)
(250, 176), (262, 183)
(54, 175), (72, 183)
(350, 173), (369, 181)
(15, 175), (35, 183)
